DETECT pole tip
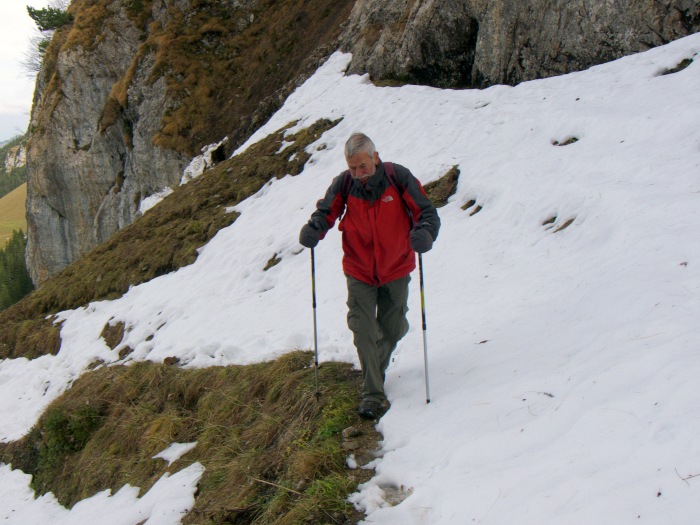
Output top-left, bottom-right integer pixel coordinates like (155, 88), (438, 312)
(426, 398), (431, 404)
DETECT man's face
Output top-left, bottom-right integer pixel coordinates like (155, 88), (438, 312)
(346, 151), (379, 184)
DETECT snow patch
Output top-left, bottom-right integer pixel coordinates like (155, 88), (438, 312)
(0, 462), (204, 524)
(153, 442), (198, 467)
(181, 137), (229, 185)
(139, 187), (174, 215)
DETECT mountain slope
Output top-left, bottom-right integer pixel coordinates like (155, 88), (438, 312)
(1, 33), (700, 524)
(0, 183), (27, 245)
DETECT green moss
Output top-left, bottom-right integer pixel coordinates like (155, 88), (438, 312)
(32, 405), (105, 495)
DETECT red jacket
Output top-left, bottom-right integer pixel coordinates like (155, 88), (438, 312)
(309, 162), (440, 286)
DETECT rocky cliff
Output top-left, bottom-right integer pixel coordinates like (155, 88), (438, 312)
(26, 3), (184, 283)
(25, 0), (354, 283)
(4, 144), (26, 174)
(25, 0), (699, 283)
(340, 0), (700, 88)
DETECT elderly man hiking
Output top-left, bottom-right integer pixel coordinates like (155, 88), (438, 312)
(299, 132), (440, 419)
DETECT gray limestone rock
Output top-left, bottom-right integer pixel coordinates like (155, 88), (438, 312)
(340, 0), (700, 88)
(25, 6), (186, 283)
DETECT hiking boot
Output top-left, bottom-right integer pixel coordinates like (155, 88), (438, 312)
(358, 399), (382, 420)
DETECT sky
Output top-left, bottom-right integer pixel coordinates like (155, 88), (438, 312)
(0, 32), (699, 524)
(0, 0), (50, 142)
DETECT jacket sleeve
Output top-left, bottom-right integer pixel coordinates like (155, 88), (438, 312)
(307, 172), (347, 238)
(393, 164), (441, 241)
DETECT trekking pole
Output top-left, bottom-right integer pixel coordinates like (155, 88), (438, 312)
(310, 248), (321, 399)
(418, 254), (431, 403)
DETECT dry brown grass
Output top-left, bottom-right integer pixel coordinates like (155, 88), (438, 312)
(100, 319), (126, 350)
(145, 0), (355, 155)
(0, 351), (376, 524)
(0, 316), (62, 360)
(424, 165), (460, 207)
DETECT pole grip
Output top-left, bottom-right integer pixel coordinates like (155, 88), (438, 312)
(419, 254), (427, 331)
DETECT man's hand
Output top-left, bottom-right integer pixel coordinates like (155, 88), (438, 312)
(299, 221), (322, 248)
(410, 228), (433, 253)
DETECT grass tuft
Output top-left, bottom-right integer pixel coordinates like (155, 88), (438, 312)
(661, 57), (693, 75)
(100, 319), (126, 349)
(424, 165), (460, 207)
(263, 253), (282, 271)
(552, 137), (579, 146)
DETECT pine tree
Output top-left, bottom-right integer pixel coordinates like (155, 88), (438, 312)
(0, 230), (34, 310)
(22, 3), (73, 75)
(26, 5), (73, 32)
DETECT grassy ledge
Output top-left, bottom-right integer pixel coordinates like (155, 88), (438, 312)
(0, 351), (381, 524)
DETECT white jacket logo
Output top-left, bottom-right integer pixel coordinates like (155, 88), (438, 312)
(382, 195), (394, 203)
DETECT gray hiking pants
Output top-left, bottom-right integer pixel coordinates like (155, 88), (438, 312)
(346, 274), (410, 403)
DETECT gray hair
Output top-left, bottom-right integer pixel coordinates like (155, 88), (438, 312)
(344, 133), (376, 159)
